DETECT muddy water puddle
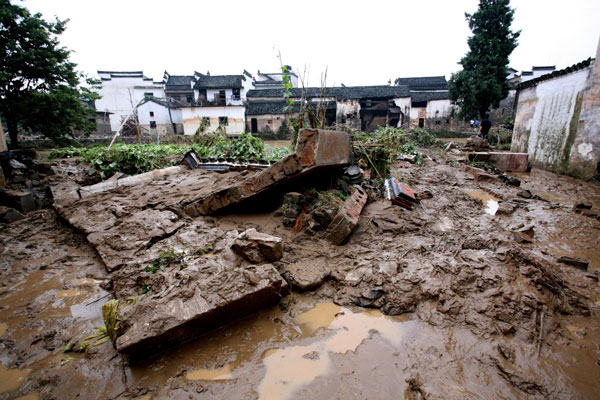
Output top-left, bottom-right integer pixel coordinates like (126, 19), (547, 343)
(178, 301), (411, 399)
(464, 190), (499, 215)
(0, 364), (30, 394)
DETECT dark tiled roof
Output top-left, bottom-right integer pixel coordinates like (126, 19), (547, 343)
(194, 75), (244, 89)
(246, 100), (336, 115)
(409, 91), (449, 102)
(517, 58), (594, 90)
(141, 97), (187, 109)
(532, 66), (555, 70)
(247, 85), (410, 100)
(165, 75), (195, 91)
(393, 76), (448, 91)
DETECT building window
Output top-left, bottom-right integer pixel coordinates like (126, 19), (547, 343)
(150, 121), (157, 128)
(232, 88), (241, 100)
(187, 96), (193, 103)
(149, 111), (154, 117)
(219, 116), (228, 126)
(144, 92), (154, 98)
(267, 120), (272, 124)
(418, 118), (424, 128)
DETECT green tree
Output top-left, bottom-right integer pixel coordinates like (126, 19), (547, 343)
(0, 0), (97, 148)
(448, 0), (520, 120)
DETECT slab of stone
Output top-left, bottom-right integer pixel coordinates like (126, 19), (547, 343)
(185, 129), (352, 216)
(461, 164), (496, 182)
(232, 228), (283, 263)
(557, 256), (589, 271)
(467, 152), (529, 172)
(282, 258), (330, 291)
(85, 209), (184, 272)
(0, 206), (25, 223)
(0, 189), (36, 213)
(113, 231), (288, 359)
(325, 186), (368, 245)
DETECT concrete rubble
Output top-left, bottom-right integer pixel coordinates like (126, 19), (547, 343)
(52, 128), (355, 359)
(467, 151), (529, 172)
(183, 128), (352, 216)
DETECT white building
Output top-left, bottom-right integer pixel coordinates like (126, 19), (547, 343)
(254, 66), (299, 90)
(137, 98), (183, 135)
(94, 71), (165, 132)
(180, 71), (254, 135)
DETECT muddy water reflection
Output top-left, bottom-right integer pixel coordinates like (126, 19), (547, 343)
(184, 302), (409, 400)
(258, 303), (407, 400)
(465, 190), (499, 215)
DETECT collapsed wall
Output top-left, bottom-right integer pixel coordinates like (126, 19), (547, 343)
(53, 128), (352, 359)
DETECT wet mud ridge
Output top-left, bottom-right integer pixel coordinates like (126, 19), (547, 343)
(2, 130), (599, 399)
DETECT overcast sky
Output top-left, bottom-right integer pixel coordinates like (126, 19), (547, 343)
(18, 0), (600, 87)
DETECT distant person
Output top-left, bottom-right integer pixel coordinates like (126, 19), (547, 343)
(469, 119), (474, 128)
(474, 119), (480, 128)
(478, 114), (492, 140)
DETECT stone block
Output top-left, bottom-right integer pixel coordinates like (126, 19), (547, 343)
(0, 206), (25, 223)
(232, 228), (283, 263)
(467, 152), (529, 172)
(461, 164), (495, 182)
(282, 258), (330, 291)
(0, 189), (36, 213)
(115, 262), (287, 359)
(325, 186), (368, 245)
(188, 129), (351, 216)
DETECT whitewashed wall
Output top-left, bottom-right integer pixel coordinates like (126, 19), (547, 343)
(181, 106), (246, 135)
(512, 68), (591, 172)
(95, 76), (164, 131)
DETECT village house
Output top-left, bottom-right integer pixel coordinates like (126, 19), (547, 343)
(136, 97), (184, 135)
(163, 72), (198, 104)
(253, 66), (299, 90)
(178, 71), (255, 135)
(94, 71), (165, 132)
(245, 76), (455, 134)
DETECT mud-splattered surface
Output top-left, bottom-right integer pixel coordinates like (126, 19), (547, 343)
(1, 150), (599, 399)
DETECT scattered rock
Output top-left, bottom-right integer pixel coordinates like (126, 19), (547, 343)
(281, 259), (330, 291)
(9, 159), (26, 169)
(513, 225), (534, 243)
(557, 256), (589, 271)
(0, 205), (25, 223)
(324, 186), (368, 245)
(232, 228), (283, 263)
(517, 189), (532, 199)
(0, 189), (36, 213)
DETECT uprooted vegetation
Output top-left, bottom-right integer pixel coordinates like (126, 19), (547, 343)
(48, 132), (290, 180)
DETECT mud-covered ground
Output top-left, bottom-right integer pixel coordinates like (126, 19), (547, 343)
(1, 148), (599, 399)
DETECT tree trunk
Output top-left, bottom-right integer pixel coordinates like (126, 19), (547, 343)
(6, 116), (19, 149)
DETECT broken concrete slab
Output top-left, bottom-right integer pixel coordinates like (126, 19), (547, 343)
(0, 189), (36, 213)
(0, 205), (25, 223)
(513, 225), (535, 243)
(54, 166), (186, 207)
(85, 209), (184, 272)
(325, 186), (368, 245)
(282, 258), (331, 291)
(232, 228), (283, 263)
(467, 152), (529, 172)
(461, 164), (496, 182)
(184, 129), (352, 216)
(557, 256), (589, 271)
(115, 261), (287, 359)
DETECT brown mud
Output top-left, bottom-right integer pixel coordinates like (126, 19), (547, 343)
(1, 149), (599, 399)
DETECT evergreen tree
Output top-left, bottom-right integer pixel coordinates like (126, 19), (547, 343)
(448, 0), (520, 120)
(0, 0), (97, 148)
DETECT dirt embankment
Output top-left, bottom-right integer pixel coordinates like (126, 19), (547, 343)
(1, 144), (599, 399)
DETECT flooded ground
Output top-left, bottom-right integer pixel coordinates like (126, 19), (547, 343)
(1, 147), (600, 399)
